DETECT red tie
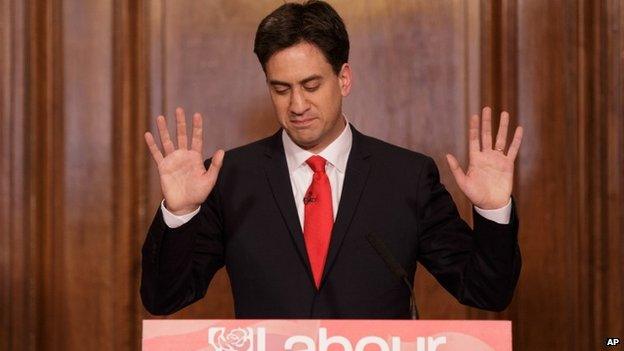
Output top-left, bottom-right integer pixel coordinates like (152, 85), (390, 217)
(303, 155), (334, 289)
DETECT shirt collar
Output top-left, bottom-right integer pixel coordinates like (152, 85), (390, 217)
(282, 114), (353, 174)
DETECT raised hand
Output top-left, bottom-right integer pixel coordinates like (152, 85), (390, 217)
(144, 107), (224, 215)
(445, 106), (523, 209)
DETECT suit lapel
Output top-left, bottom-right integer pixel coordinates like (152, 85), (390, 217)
(320, 125), (371, 289)
(263, 124), (373, 291)
(263, 130), (315, 285)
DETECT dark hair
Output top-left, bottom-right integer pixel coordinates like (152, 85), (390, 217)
(253, 0), (349, 75)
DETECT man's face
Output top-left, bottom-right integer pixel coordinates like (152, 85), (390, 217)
(265, 41), (352, 153)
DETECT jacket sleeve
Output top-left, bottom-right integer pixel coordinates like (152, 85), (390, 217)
(140, 158), (225, 315)
(416, 156), (521, 312)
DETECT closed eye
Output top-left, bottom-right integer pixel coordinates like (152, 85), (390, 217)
(273, 87), (290, 94)
(304, 85), (320, 92)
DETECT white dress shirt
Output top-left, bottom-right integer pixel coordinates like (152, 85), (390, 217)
(161, 118), (512, 228)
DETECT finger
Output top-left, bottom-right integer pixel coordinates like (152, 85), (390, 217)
(469, 114), (480, 155)
(203, 149), (225, 188)
(506, 126), (524, 160)
(144, 131), (164, 165)
(481, 106), (493, 150)
(156, 115), (175, 155)
(445, 154), (466, 188)
(190, 113), (203, 153)
(494, 111), (509, 152)
(175, 107), (188, 150)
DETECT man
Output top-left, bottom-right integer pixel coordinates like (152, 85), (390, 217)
(141, 0), (523, 318)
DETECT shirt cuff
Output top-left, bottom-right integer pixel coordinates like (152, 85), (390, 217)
(160, 199), (201, 229)
(473, 198), (512, 224)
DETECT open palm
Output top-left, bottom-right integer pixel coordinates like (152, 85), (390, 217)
(144, 107), (224, 215)
(445, 107), (523, 209)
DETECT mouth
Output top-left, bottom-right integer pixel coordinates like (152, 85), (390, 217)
(290, 117), (316, 127)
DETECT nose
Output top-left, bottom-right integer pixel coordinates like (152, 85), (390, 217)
(289, 88), (310, 116)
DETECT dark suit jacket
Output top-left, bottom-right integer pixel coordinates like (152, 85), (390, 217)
(140, 123), (521, 318)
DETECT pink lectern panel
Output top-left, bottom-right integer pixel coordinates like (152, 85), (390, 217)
(142, 319), (511, 351)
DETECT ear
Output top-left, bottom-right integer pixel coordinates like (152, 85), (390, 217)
(338, 63), (352, 97)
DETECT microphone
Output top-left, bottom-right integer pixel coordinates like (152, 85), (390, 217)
(366, 232), (420, 320)
(303, 192), (317, 205)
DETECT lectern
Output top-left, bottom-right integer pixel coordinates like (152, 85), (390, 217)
(142, 319), (511, 350)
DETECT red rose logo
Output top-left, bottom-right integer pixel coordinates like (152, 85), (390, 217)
(209, 327), (252, 351)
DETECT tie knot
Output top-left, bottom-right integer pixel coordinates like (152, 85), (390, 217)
(306, 155), (327, 173)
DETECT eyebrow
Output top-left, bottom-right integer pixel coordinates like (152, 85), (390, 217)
(268, 74), (323, 87)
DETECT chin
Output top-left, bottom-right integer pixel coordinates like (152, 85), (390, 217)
(289, 127), (319, 140)
(294, 136), (320, 148)
(291, 133), (323, 148)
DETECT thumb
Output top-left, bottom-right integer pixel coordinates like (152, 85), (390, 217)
(209, 149), (225, 171)
(202, 149), (225, 188)
(445, 154), (466, 187)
